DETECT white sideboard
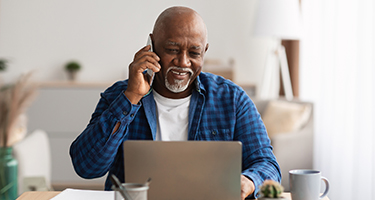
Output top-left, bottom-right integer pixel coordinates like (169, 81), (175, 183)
(27, 81), (115, 190)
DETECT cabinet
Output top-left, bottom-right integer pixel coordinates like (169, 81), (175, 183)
(27, 82), (113, 190)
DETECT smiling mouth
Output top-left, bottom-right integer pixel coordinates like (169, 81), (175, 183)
(171, 70), (189, 76)
(167, 67), (194, 80)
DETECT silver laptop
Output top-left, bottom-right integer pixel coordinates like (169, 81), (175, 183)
(124, 140), (242, 200)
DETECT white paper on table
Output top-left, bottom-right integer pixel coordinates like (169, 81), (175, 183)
(50, 188), (114, 200)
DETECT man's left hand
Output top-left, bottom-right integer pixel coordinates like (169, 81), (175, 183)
(241, 175), (255, 200)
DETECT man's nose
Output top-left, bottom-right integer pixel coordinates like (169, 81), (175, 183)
(174, 52), (191, 68)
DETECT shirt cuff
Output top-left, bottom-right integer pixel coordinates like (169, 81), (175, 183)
(108, 91), (141, 122)
(242, 172), (262, 199)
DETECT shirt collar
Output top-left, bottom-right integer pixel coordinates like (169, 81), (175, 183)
(194, 74), (206, 94)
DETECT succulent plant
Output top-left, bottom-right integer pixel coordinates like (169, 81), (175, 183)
(260, 180), (284, 198)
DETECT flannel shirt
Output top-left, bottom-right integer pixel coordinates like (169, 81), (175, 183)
(69, 72), (281, 198)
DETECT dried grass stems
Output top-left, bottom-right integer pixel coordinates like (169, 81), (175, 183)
(0, 73), (38, 147)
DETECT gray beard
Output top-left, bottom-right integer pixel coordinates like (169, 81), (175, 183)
(165, 67), (194, 93)
(165, 78), (191, 93)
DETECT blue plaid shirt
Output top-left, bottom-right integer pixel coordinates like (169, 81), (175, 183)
(70, 72), (281, 198)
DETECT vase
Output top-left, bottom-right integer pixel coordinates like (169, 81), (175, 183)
(0, 147), (18, 200)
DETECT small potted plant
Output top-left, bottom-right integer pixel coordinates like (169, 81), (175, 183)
(64, 61), (81, 81)
(1, 73), (38, 199)
(0, 59), (7, 72)
(259, 180), (286, 200)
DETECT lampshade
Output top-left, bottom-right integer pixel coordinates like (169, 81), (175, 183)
(253, 0), (301, 40)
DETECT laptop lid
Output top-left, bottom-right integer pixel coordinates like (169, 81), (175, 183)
(124, 140), (242, 200)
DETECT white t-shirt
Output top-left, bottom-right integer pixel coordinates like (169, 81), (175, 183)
(153, 91), (191, 141)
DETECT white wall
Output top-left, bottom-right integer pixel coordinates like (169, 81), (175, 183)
(0, 0), (273, 87)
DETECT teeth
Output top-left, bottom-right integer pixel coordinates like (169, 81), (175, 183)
(172, 71), (187, 75)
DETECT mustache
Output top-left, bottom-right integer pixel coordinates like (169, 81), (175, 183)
(166, 66), (194, 75)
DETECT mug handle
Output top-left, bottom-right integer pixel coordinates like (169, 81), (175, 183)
(319, 176), (330, 199)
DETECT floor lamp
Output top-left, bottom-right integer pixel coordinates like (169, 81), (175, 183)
(253, 0), (301, 100)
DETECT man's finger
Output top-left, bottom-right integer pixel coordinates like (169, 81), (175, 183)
(133, 45), (154, 59)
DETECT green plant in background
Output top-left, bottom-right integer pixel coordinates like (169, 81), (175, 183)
(65, 61), (81, 72)
(260, 180), (284, 198)
(0, 59), (7, 72)
(64, 61), (81, 81)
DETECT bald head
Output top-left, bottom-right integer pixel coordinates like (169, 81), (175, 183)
(148, 6), (209, 98)
(152, 6), (208, 43)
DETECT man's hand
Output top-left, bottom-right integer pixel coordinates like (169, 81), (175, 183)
(125, 45), (161, 104)
(241, 175), (255, 200)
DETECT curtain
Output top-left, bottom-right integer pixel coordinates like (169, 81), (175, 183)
(300, 0), (375, 200)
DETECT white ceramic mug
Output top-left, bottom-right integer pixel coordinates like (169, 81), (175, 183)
(289, 169), (329, 200)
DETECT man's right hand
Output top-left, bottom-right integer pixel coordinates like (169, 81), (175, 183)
(125, 45), (161, 104)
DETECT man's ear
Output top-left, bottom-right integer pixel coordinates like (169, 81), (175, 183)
(205, 43), (209, 52)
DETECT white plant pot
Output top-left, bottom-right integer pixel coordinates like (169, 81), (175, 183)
(67, 71), (78, 81)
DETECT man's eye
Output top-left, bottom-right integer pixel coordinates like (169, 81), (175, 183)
(166, 49), (178, 53)
(190, 52), (201, 57)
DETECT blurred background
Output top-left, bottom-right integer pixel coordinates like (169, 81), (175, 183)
(0, 0), (268, 86)
(0, 0), (374, 200)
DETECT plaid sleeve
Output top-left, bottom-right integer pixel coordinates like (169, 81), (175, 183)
(70, 85), (141, 179)
(235, 92), (281, 199)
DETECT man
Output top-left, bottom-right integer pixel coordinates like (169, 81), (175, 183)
(70, 6), (281, 199)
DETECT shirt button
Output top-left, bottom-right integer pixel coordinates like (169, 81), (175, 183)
(212, 130), (217, 135)
(130, 114), (134, 117)
(123, 111), (128, 115)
